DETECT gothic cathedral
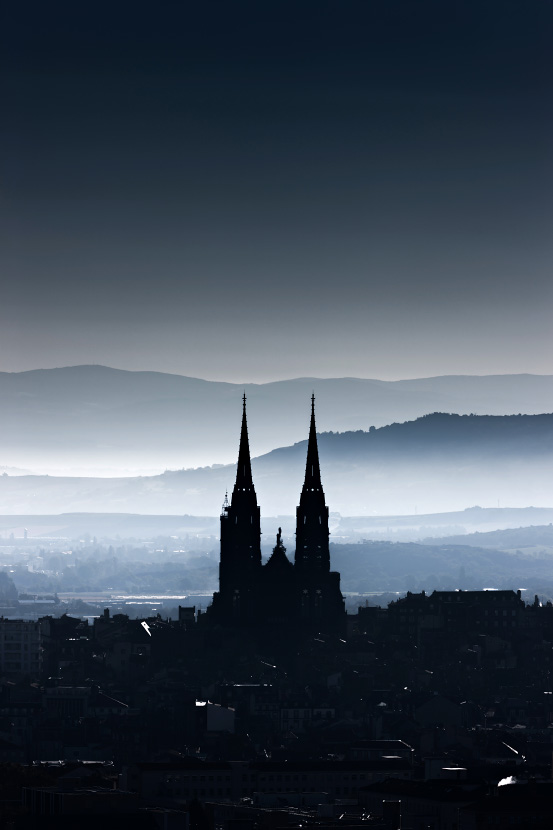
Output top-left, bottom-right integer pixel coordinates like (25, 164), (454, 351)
(207, 396), (345, 633)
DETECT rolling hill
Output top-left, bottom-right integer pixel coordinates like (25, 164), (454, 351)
(1, 366), (553, 475)
(0, 412), (551, 516)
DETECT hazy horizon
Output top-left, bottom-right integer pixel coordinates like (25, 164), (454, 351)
(5, 363), (553, 384)
(1, 369), (552, 518)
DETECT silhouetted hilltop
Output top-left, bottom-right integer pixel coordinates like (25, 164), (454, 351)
(422, 523), (553, 550)
(331, 540), (553, 594)
(3, 507), (553, 545)
(259, 413), (553, 467)
(0, 413), (551, 515)
(1, 366), (553, 475)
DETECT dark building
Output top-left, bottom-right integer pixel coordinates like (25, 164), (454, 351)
(214, 394), (262, 624)
(208, 396), (345, 633)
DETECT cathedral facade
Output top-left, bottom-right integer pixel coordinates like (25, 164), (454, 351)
(207, 396), (345, 633)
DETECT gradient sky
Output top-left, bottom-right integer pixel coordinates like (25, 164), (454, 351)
(2, 1), (552, 382)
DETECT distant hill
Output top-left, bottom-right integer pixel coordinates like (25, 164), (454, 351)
(1, 365), (553, 475)
(330, 508), (553, 544)
(331, 540), (553, 595)
(8, 533), (553, 600)
(422, 523), (553, 550)
(3, 507), (553, 547)
(251, 413), (553, 515)
(0, 413), (552, 516)
(259, 412), (553, 466)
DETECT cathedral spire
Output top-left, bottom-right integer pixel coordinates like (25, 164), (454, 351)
(214, 394), (261, 621)
(233, 393), (254, 494)
(302, 393), (323, 493)
(295, 394), (330, 577)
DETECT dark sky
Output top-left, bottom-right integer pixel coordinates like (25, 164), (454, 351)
(2, 1), (552, 381)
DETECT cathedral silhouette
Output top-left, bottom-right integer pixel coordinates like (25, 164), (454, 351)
(207, 396), (345, 633)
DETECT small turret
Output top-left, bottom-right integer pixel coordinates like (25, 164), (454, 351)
(265, 527), (293, 574)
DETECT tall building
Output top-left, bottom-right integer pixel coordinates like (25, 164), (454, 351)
(207, 396), (345, 633)
(215, 394), (261, 624)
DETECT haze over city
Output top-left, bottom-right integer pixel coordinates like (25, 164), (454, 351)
(3, 8), (553, 825)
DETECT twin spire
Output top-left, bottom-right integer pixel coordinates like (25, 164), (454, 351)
(232, 392), (322, 496)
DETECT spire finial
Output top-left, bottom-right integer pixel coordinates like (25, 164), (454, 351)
(243, 392), (246, 413)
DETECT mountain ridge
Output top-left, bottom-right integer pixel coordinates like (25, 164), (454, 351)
(2, 366), (553, 476)
(1, 412), (552, 516)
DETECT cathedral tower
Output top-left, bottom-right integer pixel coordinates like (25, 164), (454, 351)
(207, 395), (343, 633)
(294, 395), (345, 630)
(294, 394), (330, 576)
(214, 394), (261, 622)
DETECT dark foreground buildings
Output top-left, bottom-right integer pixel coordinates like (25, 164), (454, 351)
(6, 401), (553, 827)
(207, 395), (345, 634)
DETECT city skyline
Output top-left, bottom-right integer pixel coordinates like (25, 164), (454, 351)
(3, 1), (552, 383)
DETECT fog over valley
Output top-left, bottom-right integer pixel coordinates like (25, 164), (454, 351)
(2, 366), (553, 476)
(3, 513), (553, 619)
(1, 409), (551, 516)
(1, 365), (552, 610)
(3, 3), (553, 818)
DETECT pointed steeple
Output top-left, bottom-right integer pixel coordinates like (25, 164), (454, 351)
(295, 394), (330, 576)
(302, 394), (323, 493)
(293, 396), (344, 631)
(216, 394), (261, 619)
(234, 393), (254, 494)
